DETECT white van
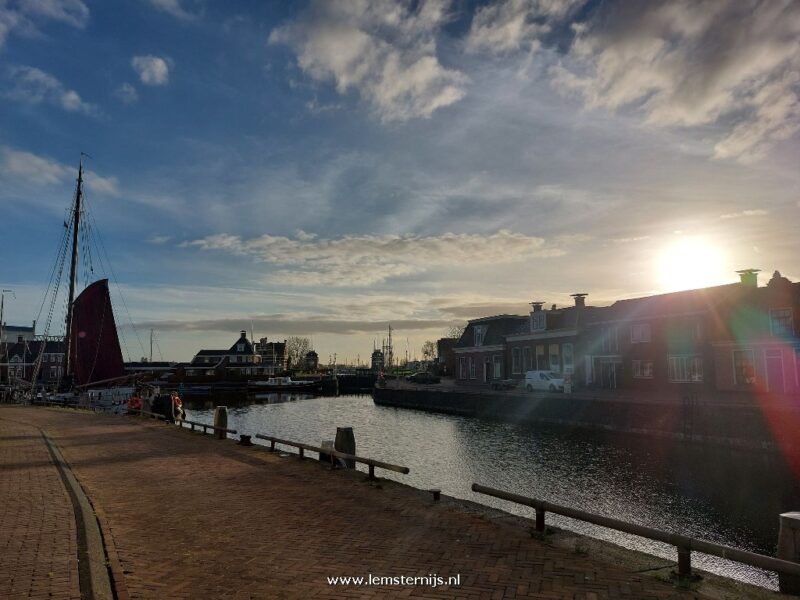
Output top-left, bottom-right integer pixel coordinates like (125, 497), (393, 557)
(524, 370), (565, 393)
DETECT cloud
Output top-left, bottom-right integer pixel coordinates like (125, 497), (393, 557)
(114, 82), (138, 104)
(5, 66), (96, 115)
(147, 0), (199, 21)
(0, 0), (88, 47)
(0, 145), (119, 195)
(185, 230), (563, 286)
(126, 315), (457, 336)
(466, 0), (582, 54)
(269, 0), (467, 121)
(718, 209), (768, 220)
(131, 55), (170, 86)
(550, 0), (800, 162)
(147, 234), (172, 245)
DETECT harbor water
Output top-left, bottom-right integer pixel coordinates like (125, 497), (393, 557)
(186, 393), (800, 590)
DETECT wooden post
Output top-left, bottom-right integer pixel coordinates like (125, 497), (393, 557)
(213, 406), (228, 440)
(270, 440), (275, 452)
(677, 547), (691, 577)
(368, 464), (375, 479)
(778, 512), (800, 594)
(535, 508), (545, 532)
(334, 427), (356, 469)
(299, 447), (304, 459)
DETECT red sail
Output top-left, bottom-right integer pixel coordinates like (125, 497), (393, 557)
(70, 279), (125, 386)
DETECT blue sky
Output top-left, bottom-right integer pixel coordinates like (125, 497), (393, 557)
(1, 0), (798, 363)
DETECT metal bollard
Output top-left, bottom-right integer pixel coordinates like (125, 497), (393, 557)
(778, 512), (800, 594)
(213, 406), (228, 440)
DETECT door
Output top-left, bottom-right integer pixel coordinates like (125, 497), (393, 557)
(484, 359), (490, 383)
(766, 349), (785, 394)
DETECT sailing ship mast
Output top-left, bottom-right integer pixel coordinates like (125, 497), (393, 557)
(62, 157), (84, 383)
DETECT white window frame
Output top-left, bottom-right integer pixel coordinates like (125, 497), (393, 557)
(668, 354), (703, 383)
(733, 349), (756, 385)
(474, 326), (485, 347)
(511, 348), (522, 374)
(531, 312), (546, 331)
(549, 345), (560, 373)
(469, 357), (476, 379)
(631, 323), (651, 344)
(237, 343), (245, 352)
(493, 355), (502, 379)
(632, 359), (654, 379)
(562, 343), (574, 375)
(770, 308), (793, 337)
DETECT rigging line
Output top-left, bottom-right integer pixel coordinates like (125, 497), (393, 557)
(82, 193), (144, 360)
(35, 213), (72, 325)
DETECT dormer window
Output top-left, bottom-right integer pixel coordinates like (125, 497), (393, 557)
(474, 326), (485, 347)
(531, 312), (546, 331)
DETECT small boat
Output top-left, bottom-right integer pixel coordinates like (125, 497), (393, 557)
(248, 377), (322, 392)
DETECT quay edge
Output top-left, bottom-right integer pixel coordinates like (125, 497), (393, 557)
(372, 386), (799, 454)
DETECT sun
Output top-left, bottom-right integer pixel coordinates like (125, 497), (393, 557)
(656, 236), (727, 292)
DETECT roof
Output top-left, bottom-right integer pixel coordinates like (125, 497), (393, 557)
(3, 340), (65, 360)
(2, 324), (34, 333)
(455, 315), (527, 348)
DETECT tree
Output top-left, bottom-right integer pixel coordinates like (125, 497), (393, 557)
(421, 340), (436, 361)
(445, 323), (466, 340)
(285, 336), (311, 370)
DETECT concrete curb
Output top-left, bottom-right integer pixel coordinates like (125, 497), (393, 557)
(43, 433), (115, 600)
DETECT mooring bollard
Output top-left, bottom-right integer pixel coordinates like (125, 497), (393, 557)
(334, 427), (356, 469)
(319, 440), (334, 464)
(213, 406), (228, 440)
(238, 434), (253, 446)
(778, 512), (800, 594)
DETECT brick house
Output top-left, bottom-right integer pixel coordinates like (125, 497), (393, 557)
(453, 315), (527, 384)
(505, 294), (596, 387)
(0, 339), (65, 385)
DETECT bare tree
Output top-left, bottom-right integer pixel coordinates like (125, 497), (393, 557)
(421, 340), (436, 361)
(445, 323), (466, 340)
(285, 336), (311, 370)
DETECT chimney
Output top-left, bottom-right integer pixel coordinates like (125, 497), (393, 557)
(240, 329), (247, 338)
(551, 304), (557, 311)
(570, 293), (588, 308)
(530, 301), (544, 313)
(736, 269), (760, 288)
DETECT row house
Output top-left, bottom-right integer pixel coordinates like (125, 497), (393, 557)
(0, 339), (65, 385)
(453, 315), (527, 383)
(454, 269), (800, 398)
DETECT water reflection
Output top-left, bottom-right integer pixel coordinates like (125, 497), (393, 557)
(186, 394), (800, 589)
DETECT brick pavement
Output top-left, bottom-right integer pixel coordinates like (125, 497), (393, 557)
(1, 407), (717, 599)
(0, 413), (81, 600)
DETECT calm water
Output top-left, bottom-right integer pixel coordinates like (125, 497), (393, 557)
(186, 393), (800, 589)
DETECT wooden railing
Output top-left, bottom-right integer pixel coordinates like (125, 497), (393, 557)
(176, 418), (237, 437)
(471, 483), (800, 580)
(254, 433), (409, 479)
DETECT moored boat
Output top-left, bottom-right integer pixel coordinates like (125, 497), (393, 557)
(248, 376), (322, 392)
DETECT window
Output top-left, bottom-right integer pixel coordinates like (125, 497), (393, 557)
(523, 346), (532, 371)
(50, 366), (58, 378)
(600, 326), (619, 352)
(493, 355), (502, 379)
(770, 309), (793, 337)
(562, 343), (574, 374)
(631, 323), (651, 343)
(531, 312), (546, 331)
(632, 360), (654, 378)
(733, 349), (756, 384)
(459, 357), (467, 379)
(474, 326), (485, 347)
(237, 343), (245, 352)
(536, 345), (545, 369)
(511, 348), (522, 374)
(668, 355), (703, 382)
(469, 357), (476, 379)
(549, 345), (560, 373)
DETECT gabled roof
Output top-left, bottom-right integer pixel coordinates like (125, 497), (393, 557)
(455, 315), (527, 348)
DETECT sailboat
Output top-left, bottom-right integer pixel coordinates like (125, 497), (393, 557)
(23, 156), (179, 416)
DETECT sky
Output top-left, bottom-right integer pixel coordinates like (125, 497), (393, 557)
(0, 0), (798, 364)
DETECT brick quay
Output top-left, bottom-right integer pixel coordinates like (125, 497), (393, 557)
(0, 406), (779, 599)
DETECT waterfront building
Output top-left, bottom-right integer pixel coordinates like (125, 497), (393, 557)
(256, 337), (287, 374)
(304, 350), (319, 371)
(186, 330), (261, 377)
(453, 315), (527, 384)
(0, 320), (36, 346)
(0, 339), (65, 385)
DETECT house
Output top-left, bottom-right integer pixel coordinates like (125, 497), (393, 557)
(255, 337), (287, 375)
(580, 269), (800, 396)
(453, 315), (527, 384)
(1, 321), (36, 346)
(0, 339), (65, 385)
(186, 330), (261, 377)
(505, 294), (596, 386)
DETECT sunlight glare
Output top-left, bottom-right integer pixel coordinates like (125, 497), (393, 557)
(657, 237), (727, 292)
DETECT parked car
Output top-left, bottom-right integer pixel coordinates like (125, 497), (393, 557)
(491, 379), (519, 390)
(406, 372), (441, 384)
(524, 370), (565, 392)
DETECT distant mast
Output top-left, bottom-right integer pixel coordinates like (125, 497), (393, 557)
(63, 157), (84, 380)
